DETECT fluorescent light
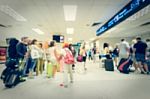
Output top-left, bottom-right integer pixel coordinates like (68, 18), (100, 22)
(0, 5), (27, 21)
(63, 5), (77, 21)
(107, 27), (117, 33)
(68, 38), (73, 41)
(66, 28), (74, 34)
(32, 28), (44, 35)
(90, 38), (95, 41)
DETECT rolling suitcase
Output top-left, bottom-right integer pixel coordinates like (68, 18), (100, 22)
(118, 58), (133, 74)
(104, 59), (114, 71)
(47, 63), (53, 78)
(4, 69), (20, 88)
(1, 58), (26, 88)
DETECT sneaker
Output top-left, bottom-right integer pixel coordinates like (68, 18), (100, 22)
(147, 72), (149, 75)
(20, 77), (26, 82)
(141, 71), (145, 74)
(59, 83), (64, 87)
(28, 76), (34, 79)
(64, 85), (68, 88)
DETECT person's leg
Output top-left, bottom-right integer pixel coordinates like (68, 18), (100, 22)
(68, 64), (73, 83)
(40, 58), (44, 74)
(133, 61), (138, 71)
(36, 58), (40, 76)
(22, 58), (29, 76)
(26, 58), (31, 74)
(143, 63), (149, 74)
(93, 54), (96, 62)
(114, 57), (117, 67)
(137, 61), (145, 74)
(52, 64), (57, 77)
(29, 59), (37, 78)
(63, 64), (68, 87)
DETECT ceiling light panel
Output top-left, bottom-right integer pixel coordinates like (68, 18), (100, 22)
(63, 5), (77, 21)
(66, 28), (74, 34)
(32, 28), (44, 35)
(68, 38), (73, 41)
(0, 5), (27, 21)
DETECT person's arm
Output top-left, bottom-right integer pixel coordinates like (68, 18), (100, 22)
(16, 44), (24, 58)
(145, 44), (148, 59)
(126, 43), (130, 52)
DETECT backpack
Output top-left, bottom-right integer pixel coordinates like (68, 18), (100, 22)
(64, 49), (75, 64)
(8, 38), (19, 59)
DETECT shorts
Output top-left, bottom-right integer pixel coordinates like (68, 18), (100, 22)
(135, 53), (146, 64)
(82, 56), (87, 62)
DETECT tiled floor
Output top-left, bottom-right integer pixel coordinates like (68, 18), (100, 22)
(0, 61), (150, 99)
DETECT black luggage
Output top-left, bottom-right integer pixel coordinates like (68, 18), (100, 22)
(104, 59), (114, 71)
(2, 69), (21, 88)
(1, 58), (26, 88)
(1, 68), (10, 81)
(118, 58), (133, 74)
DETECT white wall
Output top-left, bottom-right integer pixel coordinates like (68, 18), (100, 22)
(141, 32), (150, 41)
(0, 40), (7, 46)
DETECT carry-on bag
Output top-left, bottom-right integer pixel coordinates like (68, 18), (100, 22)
(118, 58), (133, 74)
(104, 59), (114, 71)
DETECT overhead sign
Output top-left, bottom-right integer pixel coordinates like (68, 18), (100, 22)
(96, 0), (150, 36)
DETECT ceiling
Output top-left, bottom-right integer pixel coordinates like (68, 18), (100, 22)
(1, 0), (148, 43)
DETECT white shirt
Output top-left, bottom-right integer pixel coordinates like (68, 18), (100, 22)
(119, 41), (130, 55)
(31, 45), (40, 59)
(47, 47), (57, 61)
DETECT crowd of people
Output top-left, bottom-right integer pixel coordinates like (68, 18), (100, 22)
(1, 36), (150, 88)
(100, 37), (150, 75)
(5, 37), (79, 88)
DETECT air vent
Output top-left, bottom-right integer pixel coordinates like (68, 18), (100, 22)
(140, 22), (150, 27)
(0, 24), (7, 28)
(91, 22), (102, 27)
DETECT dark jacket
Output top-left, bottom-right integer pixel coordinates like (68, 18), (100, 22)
(8, 38), (19, 59)
(16, 42), (27, 59)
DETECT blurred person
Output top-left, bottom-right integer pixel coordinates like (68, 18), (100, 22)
(103, 43), (112, 59)
(146, 39), (150, 70)
(146, 39), (150, 59)
(60, 42), (74, 88)
(16, 37), (29, 77)
(46, 41), (59, 78)
(88, 49), (93, 61)
(28, 39), (40, 78)
(130, 39), (138, 72)
(118, 39), (130, 60)
(103, 43), (109, 54)
(23, 39), (32, 75)
(92, 46), (97, 62)
(8, 38), (19, 59)
(16, 37), (29, 60)
(69, 44), (76, 70)
(80, 45), (87, 71)
(36, 43), (45, 75)
(113, 44), (119, 67)
(133, 37), (149, 74)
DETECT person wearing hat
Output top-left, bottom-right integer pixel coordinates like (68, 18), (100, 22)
(60, 42), (74, 88)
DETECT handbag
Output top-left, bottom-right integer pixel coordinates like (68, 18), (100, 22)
(77, 55), (83, 62)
